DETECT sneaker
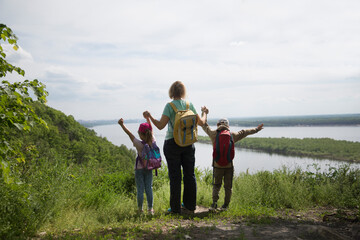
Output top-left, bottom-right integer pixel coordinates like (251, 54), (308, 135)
(181, 207), (194, 215)
(148, 209), (154, 215)
(167, 208), (180, 214)
(221, 204), (228, 210)
(181, 203), (195, 214)
(210, 202), (217, 210)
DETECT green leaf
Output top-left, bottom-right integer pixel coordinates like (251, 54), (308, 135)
(13, 123), (24, 130)
(0, 160), (13, 184)
(1, 25), (48, 184)
(16, 157), (25, 163)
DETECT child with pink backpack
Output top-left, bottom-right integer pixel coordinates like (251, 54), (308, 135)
(201, 108), (263, 210)
(118, 118), (161, 214)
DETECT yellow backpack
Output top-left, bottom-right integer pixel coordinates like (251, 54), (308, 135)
(169, 101), (198, 147)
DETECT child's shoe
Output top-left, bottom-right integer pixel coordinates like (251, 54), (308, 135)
(210, 202), (217, 211)
(220, 204), (228, 210)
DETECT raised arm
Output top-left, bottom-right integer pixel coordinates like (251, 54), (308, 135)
(233, 123), (264, 142)
(197, 106), (208, 126)
(201, 106), (209, 123)
(118, 118), (135, 142)
(143, 111), (169, 130)
(256, 123), (264, 132)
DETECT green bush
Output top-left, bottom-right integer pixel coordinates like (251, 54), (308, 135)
(0, 183), (35, 238)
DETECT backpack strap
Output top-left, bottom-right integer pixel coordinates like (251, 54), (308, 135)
(227, 134), (234, 162)
(169, 102), (178, 112)
(169, 101), (190, 112)
(214, 131), (221, 162)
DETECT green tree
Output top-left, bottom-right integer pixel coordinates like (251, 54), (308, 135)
(0, 24), (48, 183)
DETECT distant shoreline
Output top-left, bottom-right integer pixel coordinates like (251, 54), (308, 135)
(198, 136), (360, 163)
(78, 113), (360, 128)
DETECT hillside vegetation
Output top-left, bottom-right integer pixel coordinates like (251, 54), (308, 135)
(0, 103), (359, 239)
(1, 103), (137, 238)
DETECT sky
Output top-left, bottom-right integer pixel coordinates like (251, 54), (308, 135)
(1, 0), (359, 120)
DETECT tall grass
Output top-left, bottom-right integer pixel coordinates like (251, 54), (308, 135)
(2, 162), (360, 238)
(44, 164), (360, 229)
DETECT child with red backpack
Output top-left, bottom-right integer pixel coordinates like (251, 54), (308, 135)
(201, 109), (263, 210)
(118, 117), (162, 215)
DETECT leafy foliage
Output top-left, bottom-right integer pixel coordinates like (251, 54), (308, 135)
(0, 102), (137, 238)
(1, 24), (48, 183)
(0, 25), (137, 238)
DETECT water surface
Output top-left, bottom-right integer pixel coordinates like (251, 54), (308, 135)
(91, 124), (360, 174)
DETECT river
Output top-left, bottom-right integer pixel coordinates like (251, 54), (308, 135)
(91, 124), (360, 174)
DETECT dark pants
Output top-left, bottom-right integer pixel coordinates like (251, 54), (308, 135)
(213, 167), (234, 206)
(164, 138), (197, 213)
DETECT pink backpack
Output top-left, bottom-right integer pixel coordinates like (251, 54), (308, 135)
(136, 141), (162, 175)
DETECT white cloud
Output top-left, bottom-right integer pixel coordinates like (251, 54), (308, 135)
(3, 45), (33, 64)
(1, 0), (359, 120)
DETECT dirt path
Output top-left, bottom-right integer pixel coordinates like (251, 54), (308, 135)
(36, 206), (360, 239)
(143, 206), (360, 240)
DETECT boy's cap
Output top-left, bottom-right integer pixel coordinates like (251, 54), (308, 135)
(138, 122), (152, 133)
(217, 118), (229, 127)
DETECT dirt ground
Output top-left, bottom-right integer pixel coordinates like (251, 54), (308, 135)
(36, 206), (360, 239)
(141, 206), (360, 240)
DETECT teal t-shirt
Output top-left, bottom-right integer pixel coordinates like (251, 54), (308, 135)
(162, 99), (198, 140)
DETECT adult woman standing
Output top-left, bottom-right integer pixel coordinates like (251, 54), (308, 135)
(143, 81), (207, 214)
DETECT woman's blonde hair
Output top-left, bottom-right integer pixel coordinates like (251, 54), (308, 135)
(168, 81), (186, 99)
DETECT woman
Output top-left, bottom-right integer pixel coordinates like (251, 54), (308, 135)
(143, 81), (207, 214)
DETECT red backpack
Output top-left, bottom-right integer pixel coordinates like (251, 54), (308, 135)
(213, 130), (234, 166)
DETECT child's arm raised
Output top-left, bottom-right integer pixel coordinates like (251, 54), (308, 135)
(143, 111), (169, 130)
(145, 116), (152, 129)
(256, 124), (264, 132)
(118, 118), (135, 143)
(196, 106), (209, 126)
(201, 106), (209, 123)
(233, 123), (264, 142)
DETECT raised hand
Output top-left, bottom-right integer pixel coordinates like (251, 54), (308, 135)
(201, 106), (209, 114)
(118, 118), (124, 126)
(143, 111), (151, 119)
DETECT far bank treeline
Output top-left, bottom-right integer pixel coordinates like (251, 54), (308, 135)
(198, 136), (360, 163)
(208, 114), (360, 127)
(79, 113), (360, 128)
